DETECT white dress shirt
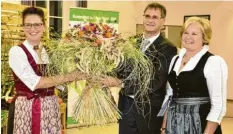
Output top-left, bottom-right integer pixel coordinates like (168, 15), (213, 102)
(9, 40), (49, 91)
(142, 33), (160, 52)
(162, 45), (228, 124)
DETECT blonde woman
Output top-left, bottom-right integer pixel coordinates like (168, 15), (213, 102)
(159, 17), (227, 134)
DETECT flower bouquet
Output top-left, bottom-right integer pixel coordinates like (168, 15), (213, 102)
(45, 22), (154, 125)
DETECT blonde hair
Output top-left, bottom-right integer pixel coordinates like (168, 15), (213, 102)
(181, 17), (212, 45)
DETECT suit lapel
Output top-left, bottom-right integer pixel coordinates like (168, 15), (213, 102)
(150, 35), (163, 48)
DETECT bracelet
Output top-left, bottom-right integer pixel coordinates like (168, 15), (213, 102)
(160, 128), (166, 131)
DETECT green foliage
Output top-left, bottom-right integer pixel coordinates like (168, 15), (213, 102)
(1, 30), (16, 99)
(1, 110), (8, 127)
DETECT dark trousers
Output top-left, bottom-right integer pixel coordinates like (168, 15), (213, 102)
(7, 101), (15, 134)
(118, 95), (163, 134)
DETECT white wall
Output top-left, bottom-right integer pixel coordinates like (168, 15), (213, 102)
(62, 1), (77, 32)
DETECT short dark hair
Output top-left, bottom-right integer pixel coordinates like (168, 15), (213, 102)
(144, 3), (167, 18)
(22, 7), (45, 24)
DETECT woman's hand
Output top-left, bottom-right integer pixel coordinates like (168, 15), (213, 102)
(160, 130), (165, 134)
(68, 71), (87, 81)
(204, 121), (219, 134)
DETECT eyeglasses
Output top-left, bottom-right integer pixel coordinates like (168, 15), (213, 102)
(143, 14), (163, 20)
(23, 23), (43, 29)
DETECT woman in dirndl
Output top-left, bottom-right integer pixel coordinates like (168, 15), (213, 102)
(158, 17), (228, 134)
(8, 7), (88, 134)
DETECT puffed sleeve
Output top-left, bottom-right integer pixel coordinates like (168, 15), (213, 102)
(204, 55), (228, 124)
(158, 55), (178, 116)
(162, 55), (179, 106)
(9, 46), (41, 91)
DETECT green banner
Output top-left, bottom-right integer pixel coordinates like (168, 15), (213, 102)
(70, 8), (119, 24)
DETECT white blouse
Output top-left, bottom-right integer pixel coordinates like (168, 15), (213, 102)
(9, 40), (49, 91)
(163, 45), (228, 124)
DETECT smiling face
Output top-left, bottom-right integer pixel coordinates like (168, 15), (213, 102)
(23, 14), (45, 45)
(143, 8), (165, 36)
(181, 22), (204, 52)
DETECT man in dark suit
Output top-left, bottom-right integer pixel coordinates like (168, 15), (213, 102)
(118, 2), (177, 134)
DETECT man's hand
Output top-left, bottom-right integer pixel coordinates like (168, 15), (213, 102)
(101, 76), (122, 87)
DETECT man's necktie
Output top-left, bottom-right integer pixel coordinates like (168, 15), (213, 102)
(140, 39), (150, 53)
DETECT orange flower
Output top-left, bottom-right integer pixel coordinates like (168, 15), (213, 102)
(105, 32), (112, 38)
(78, 30), (85, 37)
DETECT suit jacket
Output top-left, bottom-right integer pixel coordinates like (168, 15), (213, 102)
(118, 34), (177, 106)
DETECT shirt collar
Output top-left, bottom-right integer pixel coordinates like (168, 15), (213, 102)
(179, 45), (209, 58)
(23, 40), (32, 49)
(23, 40), (42, 50)
(174, 45), (209, 74)
(143, 33), (160, 44)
